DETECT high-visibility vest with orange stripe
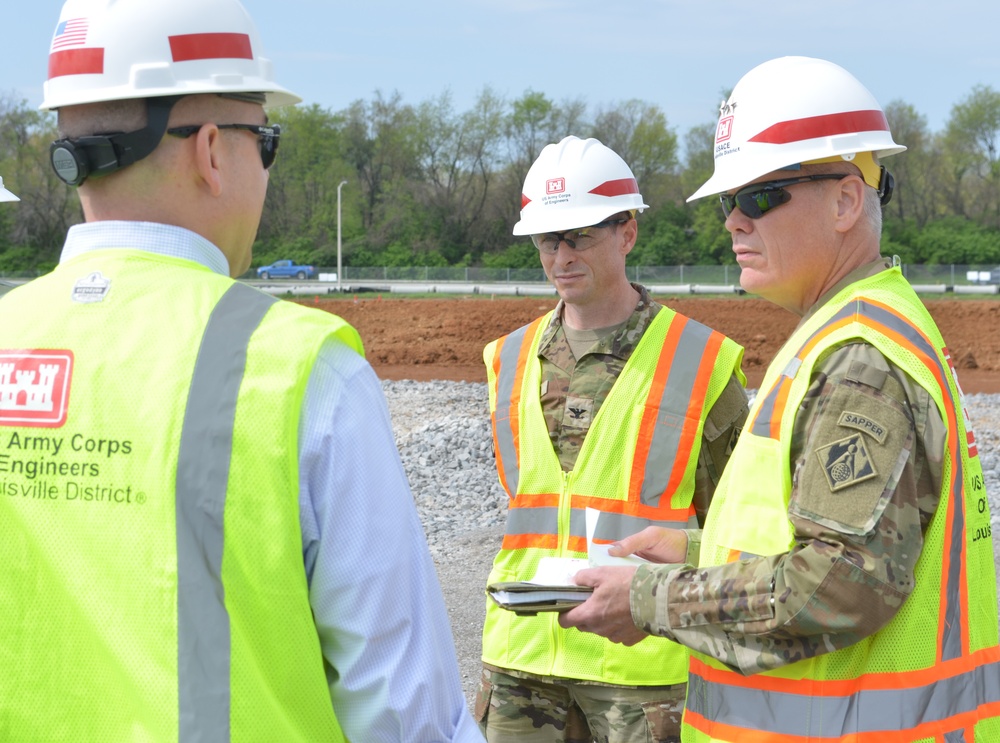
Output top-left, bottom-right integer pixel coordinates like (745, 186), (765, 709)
(688, 267), (1000, 742)
(481, 307), (745, 685)
(0, 250), (356, 741)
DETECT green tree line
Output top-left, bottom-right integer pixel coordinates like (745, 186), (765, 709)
(1, 85), (999, 275)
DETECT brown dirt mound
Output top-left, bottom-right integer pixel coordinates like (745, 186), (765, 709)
(296, 295), (1000, 394)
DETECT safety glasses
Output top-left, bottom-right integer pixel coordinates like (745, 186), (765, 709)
(530, 218), (629, 254)
(720, 174), (848, 219)
(166, 123), (281, 169)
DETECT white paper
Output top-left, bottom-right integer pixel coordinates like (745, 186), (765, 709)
(521, 510), (651, 588)
(585, 507), (650, 567)
(527, 556), (589, 586)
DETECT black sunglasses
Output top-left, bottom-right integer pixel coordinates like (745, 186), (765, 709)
(720, 174), (848, 219)
(530, 218), (629, 254)
(166, 123), (281, 169)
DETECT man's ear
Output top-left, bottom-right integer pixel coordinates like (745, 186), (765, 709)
(619, 217), (639, 256)
(834, 175), (865, 233)
(193, 124), (224, 197)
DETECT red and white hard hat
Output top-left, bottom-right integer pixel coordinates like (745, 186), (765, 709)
(687, 56), (905, 202)
(0, 177), (18, 202)
(41, 0), (300, 110)
(513, 136), (648, 235)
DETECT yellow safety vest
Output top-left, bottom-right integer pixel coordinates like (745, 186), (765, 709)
(482, 307), (745, 685)
(0, 249), (358, 742)
(687, 267), (1000, 742)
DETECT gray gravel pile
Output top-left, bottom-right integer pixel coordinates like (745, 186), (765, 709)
(382, 380), (1000, 707)
(384, 380), (506, 550)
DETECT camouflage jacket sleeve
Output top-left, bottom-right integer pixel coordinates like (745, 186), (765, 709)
(691, 374), (749, 528)
(630, 342), (946, 675)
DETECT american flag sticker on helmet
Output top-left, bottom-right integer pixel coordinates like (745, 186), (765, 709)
(51, 18), (89, 50)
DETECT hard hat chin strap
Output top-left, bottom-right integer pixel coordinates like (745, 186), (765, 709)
(49, 95), (184, 187)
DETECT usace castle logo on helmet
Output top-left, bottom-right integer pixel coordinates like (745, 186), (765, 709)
(716, 100), (738, 143)
(0, 350), (74, 428)
(715, 100), (740, 159)
(546, 178), (566, 195)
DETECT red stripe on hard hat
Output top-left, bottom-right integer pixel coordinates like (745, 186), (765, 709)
(589, 178), (639, 197)
(48, 48), (105, 79)
(749, 110), (890, 144)
(169, 33), (253, 62)
(521, 194), (531, 209)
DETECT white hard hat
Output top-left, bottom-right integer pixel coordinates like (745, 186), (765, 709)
(0, 177), (18, 202)
(688, 56), (905, 202)
(513, 136), (648, 235)
(41, 0), (300, 111)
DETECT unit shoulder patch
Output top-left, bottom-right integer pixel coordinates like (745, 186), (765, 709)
(815, 434), (878, 492)
(790, 379), (913, 536)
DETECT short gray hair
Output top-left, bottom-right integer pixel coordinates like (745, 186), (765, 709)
(57, 98), (147, 139)
(802, 162), (882, 239)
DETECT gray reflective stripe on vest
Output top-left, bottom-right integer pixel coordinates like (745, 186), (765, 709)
(687, 653), (1000, 737)
(494, 323), (533, 497)
(590, 509), (698, 541)
(505, 504), (558, 537)
(176, 283), (277, 741)
(505, 504), (697, 543)
(638, 319), (717, 506)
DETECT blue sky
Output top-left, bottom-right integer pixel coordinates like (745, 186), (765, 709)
(7, 1), (999, 155)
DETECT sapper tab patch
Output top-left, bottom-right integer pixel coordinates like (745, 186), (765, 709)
(0, 350), (74, 428)
(837, 410), (888, 443)
(816, 434), (878, 492)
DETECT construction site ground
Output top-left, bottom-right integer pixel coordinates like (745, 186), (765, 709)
(299, 295), (1000, 394)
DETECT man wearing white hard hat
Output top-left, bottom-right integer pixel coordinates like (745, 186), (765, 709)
(560, 57), (999, 741)
(477, 135), (749, 742)
(0, 1), (482, 741)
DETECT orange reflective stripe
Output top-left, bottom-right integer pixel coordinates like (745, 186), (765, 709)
(508, 492), (559, 509)
(686, 706), (999, 743)
(767, 375), (793, 440)
(630, 315), (687, 502)
(501, 534), (559, 550)
(566, 535), (587, 553)
(499, 534), (588, 552)
(572, 493), (693, 523)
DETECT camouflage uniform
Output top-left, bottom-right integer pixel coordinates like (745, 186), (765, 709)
(629, 260), (949, 673)
(478, 284), (749, 742)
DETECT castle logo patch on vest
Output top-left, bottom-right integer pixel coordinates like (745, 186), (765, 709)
(816, 434), (878, 492)
(0, 350), (74, 428)
(837, 411), (888, 443)
(72, 271), (111, 303)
